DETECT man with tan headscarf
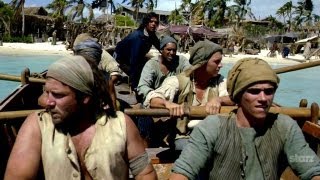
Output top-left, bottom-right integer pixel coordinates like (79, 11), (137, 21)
(170, 58), (320, 180)
(144, 39), (234, 150)
(5, 56), (157, 180)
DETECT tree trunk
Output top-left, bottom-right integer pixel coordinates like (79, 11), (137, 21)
(22, 6), (25, 36)
(0, 18), (11, 36)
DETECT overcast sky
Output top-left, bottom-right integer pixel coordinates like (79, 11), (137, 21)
(3, 0), (320, 20)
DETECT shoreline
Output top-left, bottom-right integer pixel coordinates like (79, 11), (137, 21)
(0, 41), (313, 65)
(0, 41), (73, 56)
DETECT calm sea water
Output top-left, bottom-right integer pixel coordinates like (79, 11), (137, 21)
(0, 55), (61, 102)
(0, 55), (319, 107)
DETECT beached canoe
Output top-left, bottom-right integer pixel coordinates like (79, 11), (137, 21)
(1, 67), (320, 180)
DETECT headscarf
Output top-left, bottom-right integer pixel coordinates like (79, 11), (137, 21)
(73, 33), (98, 47)
(73, 33), (102, 62)
(160, 36), (177, 49)
(227, 58), (280, 101)
(189, 39), (222, 66)
(47, 56), (94, 95)
(184, 39), (222, 75)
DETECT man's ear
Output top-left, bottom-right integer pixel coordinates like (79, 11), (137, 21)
(83, 96), (91, 105)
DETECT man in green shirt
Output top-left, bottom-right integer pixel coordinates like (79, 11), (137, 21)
(170, 58), (320, 180)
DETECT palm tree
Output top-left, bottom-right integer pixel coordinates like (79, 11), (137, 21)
(192, 0), (205, 25)
(226, 0), (255, 28)
(0, 1), (14, 36)
(168, 8), (184, 25)
(122, 0), (157, 21)
(67, 0), (94, 23)
(276, 1), (294, 32)
(205, 0), (228, 27)
(145, 0), (157, 12)
(303, 0), (313, 26)
(46, 0), (69, 19)
(179, 0), (192, 25)
(293, 0), (314, 29)
(10, 0), (25, 36)
(92, 0), (116, 23)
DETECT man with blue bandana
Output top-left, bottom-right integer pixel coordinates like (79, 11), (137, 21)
(73, 33), (122, 110)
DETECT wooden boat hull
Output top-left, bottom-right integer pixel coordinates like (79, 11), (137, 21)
(0, 80), (44, 179)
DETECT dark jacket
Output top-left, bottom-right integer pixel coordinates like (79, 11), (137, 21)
(115, 29), (159, 90)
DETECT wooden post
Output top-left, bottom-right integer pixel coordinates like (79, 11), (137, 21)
(302, 103), (319, 153)
(21, 68), (30, 85)
(299, 99), (308, 108)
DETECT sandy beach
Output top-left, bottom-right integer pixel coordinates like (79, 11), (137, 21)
(0, 41), (73, 56)
(0, 41), (311, 65)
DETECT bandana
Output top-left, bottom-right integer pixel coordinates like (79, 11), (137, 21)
(73, 39), (102, 62)
(73, 33), (98, 47)
(189, 39), (222, 66)
(160, 36), (177, 49)
(227, 58), (279, 101)
(47, 56), (94, 95)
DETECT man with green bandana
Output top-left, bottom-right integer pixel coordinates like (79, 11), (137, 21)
(170, 58), (320, 180)
(5, 56), (157, 180)
(144, 40), (234, 150)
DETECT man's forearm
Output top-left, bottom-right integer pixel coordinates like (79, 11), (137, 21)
(135, 164), (158, 180)
(219, 96), (235, 106)
(150, 98), (167, 108)
(169, 173), (188, 180)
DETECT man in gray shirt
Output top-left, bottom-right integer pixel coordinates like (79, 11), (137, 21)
(137, 36), (190, 102)
(170, 58), (320, 180)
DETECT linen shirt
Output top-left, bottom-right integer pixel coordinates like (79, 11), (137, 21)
(137, 55), (190, 101)
(172, 114), (320, 180)
(143, 75), (228, 108)
(38, 111), (129, 180)
(99, 50), (123, 77)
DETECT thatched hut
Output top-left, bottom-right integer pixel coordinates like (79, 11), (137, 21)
(22, 7), (62, 41)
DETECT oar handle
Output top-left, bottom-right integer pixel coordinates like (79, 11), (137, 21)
(0, 73), (45, 83)
(124, 106), (320, 119)
(274, 60), (320, 74)
(0, 109), (44, 121)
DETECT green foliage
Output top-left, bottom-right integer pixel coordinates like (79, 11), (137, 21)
(0, 1), (13, 20)
(3, 34), (33, 43)
(168, 9), (185, 24)
(243, 24), (270, 38)
(115, 15), (136, 27)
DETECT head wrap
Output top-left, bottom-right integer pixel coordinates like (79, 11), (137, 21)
(73, 33), (102, 63)
(189, 39), (222, 66)
(227, 58), (280, 101)
(73, 33), (98, 47)
(160, 36), (177, 49)
(47, 56), (94, 95)
(73, 39), (102, 62)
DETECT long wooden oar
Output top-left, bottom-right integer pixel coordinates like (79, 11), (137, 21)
(0, 109), (44, 121)
(274, 60), (320, 74)
(125, 106), (320, 119)
(0, 73), (45, 83)
(1, 59), (319, 84)
(1, 106), (319, 121)
(125, 106), (320, 140)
